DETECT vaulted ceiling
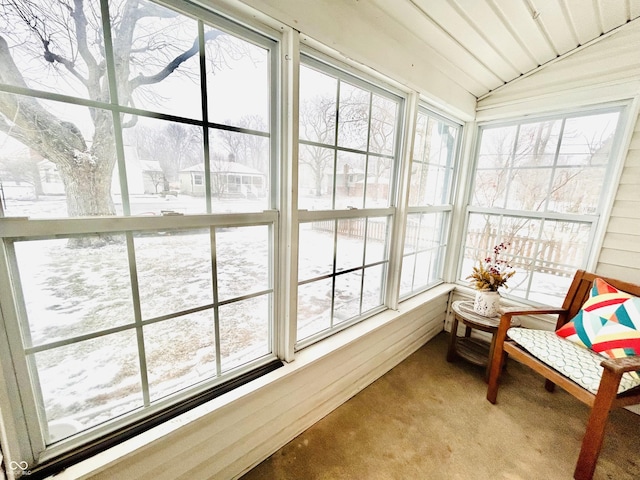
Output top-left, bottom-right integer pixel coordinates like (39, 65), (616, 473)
(236, 0), (640, 114)
(371, 0), (640, 98)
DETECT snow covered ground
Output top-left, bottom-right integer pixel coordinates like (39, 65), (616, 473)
(6, 193), (384, 443)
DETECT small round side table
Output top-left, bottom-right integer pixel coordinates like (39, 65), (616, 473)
(446, 300), (519, 381)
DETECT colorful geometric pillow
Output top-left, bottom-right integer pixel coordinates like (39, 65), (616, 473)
(556, 278), (640, 379)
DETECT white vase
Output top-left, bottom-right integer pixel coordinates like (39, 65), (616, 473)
(473, 290), (500, 317)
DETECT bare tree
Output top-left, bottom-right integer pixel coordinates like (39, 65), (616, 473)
(131, 122), (203, 187)
(0, 150), (43, 197)
(216, 115), (267, 173)
(299, 95), (336, 196)
(0, 0), (228, 222)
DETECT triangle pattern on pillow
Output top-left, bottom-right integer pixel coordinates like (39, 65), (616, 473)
(609, 297), (640, 330)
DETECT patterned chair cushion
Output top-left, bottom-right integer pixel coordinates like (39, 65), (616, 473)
(556, 278), (640, 379)
(507, 328), (640, 395)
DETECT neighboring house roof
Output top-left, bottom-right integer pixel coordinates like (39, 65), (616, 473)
(180, 161), (264, 175)
(139, 160), (163, 173)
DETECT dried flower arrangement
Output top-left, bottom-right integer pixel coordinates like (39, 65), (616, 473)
(467, 242), (515, 292)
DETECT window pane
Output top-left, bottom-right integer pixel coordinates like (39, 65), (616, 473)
(124, 117), (206, 215)
(134, 230), (213, 320)
(361, 265), (385, 312)
(549, 166), (606, 214)
(298, 221), (335, 282)
(0, 97), (120, 218)
(0, 0), (104, 99)
(206, 28), (270, 129)
(144, 310), (217, 401)
(298, 144), (335, 210)
(115, 0), (201, 120)
(219, 295), (271, 371)
(336, 219), (365, 271)
(400, 212), (447, 296)
(297, 278), (333, 341)
(506, 167), (554, 211)
(337, 82), (369, 151)
(334, 272), (362, 324)
(15, 236), (134, 347)
(364, 156), (392, 208)
(513, 120), (561, 167)
(209, 129), (269, 212)
(37, 330), (142, 444)
(364, 217), (389, 265)
(216, 225), (270, 301)
(370, 95), (398, 155)
(299, 65), (337, 145)
(399, 254), (417, 297)
(335, 151), (366, 209)
(558, 113), (619, 166)
(477, 125), (517, 169)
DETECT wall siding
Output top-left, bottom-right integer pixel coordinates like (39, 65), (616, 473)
(55, 290), (451, 480)
(598, 112), (640, 281)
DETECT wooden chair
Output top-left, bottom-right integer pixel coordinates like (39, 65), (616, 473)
(486, 270), (640, 480)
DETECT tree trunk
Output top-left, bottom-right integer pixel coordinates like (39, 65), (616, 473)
(57, 157), (115, 217)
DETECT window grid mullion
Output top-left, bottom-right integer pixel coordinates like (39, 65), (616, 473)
(542, 118), (567, 213)
(126, 232), (151, 407)
(198, 20), (213, 214)
(331, 80), (341, 210)
(362, 93), (374, 209)
(210, 227), (222, 377)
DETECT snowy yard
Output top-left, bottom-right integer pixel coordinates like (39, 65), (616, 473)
(5, 193), (382, 442)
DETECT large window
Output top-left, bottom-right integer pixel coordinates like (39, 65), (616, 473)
(400, 108), (460, 297)
(0, 0), (278, 471)
(296, 55), (404, 346)
(460, 108), (623, 305)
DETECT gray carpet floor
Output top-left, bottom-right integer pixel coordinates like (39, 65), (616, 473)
(240, 332), (640, 479)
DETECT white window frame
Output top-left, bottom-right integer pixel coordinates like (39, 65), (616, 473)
(295, 51), (406, 349)
(0, 0), (282, 471)
(399, 106), (462, 299)
(457, 103), (631, 304)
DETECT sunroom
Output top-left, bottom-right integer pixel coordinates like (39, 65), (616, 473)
(0, 0), (639, 479)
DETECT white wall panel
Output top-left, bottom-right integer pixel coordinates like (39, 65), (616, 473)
(235, 0), (477, 118)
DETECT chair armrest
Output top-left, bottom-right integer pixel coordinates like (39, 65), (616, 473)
(600, 356), (640, 374)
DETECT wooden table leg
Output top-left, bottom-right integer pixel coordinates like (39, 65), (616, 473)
(446, 315), (460, 362)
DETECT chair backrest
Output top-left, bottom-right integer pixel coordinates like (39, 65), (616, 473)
(556, 270), (640, 329)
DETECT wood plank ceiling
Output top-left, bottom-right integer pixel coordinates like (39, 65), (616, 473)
(370, 0), (640, 99)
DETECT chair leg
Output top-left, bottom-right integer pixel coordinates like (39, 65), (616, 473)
(573, 370), (620, 480)
(486, 340), (506, 404)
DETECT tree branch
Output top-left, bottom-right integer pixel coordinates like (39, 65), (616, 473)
(71, 0), (99, 75)
(129, 29), (223, 89)
(0, 34), (86, 160)
(42, 38), (88, 87)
